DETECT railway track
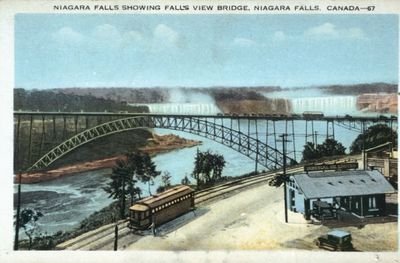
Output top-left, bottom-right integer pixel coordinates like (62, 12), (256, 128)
(56, 155), (361, 250)
(56, 166), (306, 250)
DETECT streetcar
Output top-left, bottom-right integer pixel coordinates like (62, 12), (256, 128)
(128, 185), (195, 230)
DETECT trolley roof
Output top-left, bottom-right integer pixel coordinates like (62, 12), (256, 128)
(130, 185), (194, 211)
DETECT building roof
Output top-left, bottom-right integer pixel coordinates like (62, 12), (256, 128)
(328, 230), (350, 238)
(129, 185), (194, 211)
(292, 170), (396, 199)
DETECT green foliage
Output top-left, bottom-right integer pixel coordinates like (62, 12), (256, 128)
(14, 88), (148, 112)
(301, 142), (319, 162)
(18, 201), (122, 250)
(18, 208), (44, 250)
(103, 151), (160, 219)
(302, 139), (346, 161)
(192, 150), (226, 188)
(156, 171), (172, 193)
(104, 160), (128, 218)
(181, 175), (191, 185)
(316, 138), (346, 157)
(350, 124), (397, 154)
(129, 152), (161, 196)
(322, 83), (397, 95)
(161, 171), (172, 187)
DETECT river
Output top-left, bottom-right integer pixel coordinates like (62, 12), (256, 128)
(14, 89), (391, 236)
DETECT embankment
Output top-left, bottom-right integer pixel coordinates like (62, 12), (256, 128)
(17, 132), (201, 184)
(216, 99), (291, 114)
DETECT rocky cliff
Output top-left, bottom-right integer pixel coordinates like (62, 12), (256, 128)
(357, 93), (397, 114)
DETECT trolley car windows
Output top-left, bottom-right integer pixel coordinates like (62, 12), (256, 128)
(128, 186), (195, 230)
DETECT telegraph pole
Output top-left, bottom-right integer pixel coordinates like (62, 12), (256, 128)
(362, 122), (366, 170)
(113, 224), (118, 251)
(14, 172), (22, 250)
(278, 134), (290, 223)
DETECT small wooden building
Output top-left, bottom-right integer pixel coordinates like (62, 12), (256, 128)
(286, 170), (396, 219)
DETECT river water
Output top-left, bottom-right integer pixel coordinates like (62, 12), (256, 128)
(14, 89), (393, 236)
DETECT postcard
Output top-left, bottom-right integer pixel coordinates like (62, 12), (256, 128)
(0, 0), (398, 262)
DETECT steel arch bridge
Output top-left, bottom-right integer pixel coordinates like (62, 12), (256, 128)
(29, 115), (293, 172)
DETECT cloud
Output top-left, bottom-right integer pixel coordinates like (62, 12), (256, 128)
(305, 23), (365, 40)
(92, 24), (145, 50)
(153, 24), (180, 46)
(273, 31), (286, 41)
(123, 30), (144, 43)
(52, 23), (181, 51)
(232, 37), (256, 47)
(93, 24), (121, 41)
(52, 27), (85, 45)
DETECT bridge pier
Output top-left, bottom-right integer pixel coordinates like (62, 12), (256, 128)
(291, 120), (297, 162)
(27, 115), (33, 165)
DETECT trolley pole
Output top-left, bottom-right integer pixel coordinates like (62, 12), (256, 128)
(279, 134), (289, 224)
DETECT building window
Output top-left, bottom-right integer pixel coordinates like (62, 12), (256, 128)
(369, 197), (377, 209)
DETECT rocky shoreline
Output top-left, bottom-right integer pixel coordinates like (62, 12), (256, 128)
(16, 133), (201, 184)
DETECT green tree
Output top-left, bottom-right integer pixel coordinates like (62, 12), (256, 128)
(161, 171), (172, 188)
(18, 208), (43, 250)
(157, 171), (172, 193)
(211, 153), (226, 181)
(317, 138), (346, 157)
(181, 175), (191, 185)
(350, 124), (397, 154)
(129, 152), (161, 196)
(302, 139), (346, 162)
(192, 150), (226, 188)
(301, 142), (319, 161)
(103, 159), (135, 219)
(104, 152), (153, 219)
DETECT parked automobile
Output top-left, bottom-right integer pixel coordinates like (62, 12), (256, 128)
(315, 230), (353, 251)
(311, 200), (336, 220)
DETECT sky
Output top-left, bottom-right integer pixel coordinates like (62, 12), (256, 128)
(15, 14), (398, 89)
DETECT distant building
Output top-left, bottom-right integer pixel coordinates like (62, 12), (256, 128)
(286, 170), (396, 220)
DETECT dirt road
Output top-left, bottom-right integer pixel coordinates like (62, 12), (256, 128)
(124, 184), (397, 251)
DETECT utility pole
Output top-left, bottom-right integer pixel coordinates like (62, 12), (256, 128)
(114, 224), (118, 251)
(14, 172), (22, 250)
(278, 134), (290, 223)
(362, 122), (366, 170)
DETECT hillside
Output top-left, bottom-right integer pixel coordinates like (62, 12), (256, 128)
(320, 83), (397, 95)
(14, 88), (148, 112)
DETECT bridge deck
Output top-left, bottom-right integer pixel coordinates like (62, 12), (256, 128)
(13, 111), (398, 122)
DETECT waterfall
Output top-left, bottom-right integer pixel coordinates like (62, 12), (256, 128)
(129, 103), (221, 115)
(291, 96), (357, 115)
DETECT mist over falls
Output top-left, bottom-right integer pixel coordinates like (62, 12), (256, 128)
(144, 103), (221, 115)
(291, 96), (358, 115)
(136, 88), (360, 116)
(48, 84), (396, 116)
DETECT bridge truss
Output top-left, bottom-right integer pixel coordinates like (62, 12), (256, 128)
(28, 116), (293, 171)
(13, 112), (397, 173)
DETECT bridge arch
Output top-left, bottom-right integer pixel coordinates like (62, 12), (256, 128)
(29, 115), (292, 172)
